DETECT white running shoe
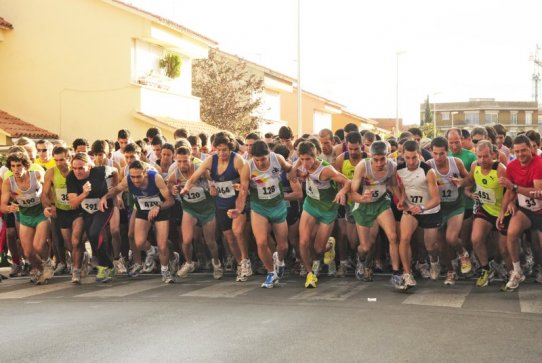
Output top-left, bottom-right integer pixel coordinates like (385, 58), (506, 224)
(177, 261), (195, 278)
(212, 260), (224, 280)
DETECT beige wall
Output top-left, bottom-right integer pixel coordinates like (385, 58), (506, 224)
(0, 0), (207, 144)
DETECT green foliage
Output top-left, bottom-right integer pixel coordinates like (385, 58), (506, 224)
(423, 95), (432, 126)
(159, 53), (181, 79)
(192, 49), (264, 135)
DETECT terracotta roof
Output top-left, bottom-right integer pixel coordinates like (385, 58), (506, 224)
(0, 17), (13, 30)
(135, 112), (221, 135)
(0, 110), (58, 139)
(107, 0), (217, 46)
(370, 118), (403, 131)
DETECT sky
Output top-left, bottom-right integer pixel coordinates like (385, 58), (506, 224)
(128, 0), (542, 126)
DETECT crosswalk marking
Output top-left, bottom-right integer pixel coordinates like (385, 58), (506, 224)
(75, 279), (164, 298)
(181, 282), (255, 298)
(0, 282), (73, 299)
(402, 285), (472, 308)
(519, 289), (542, 314)
(290, 283), (367, 301)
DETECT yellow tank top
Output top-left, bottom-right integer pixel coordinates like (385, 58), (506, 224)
(53, 166), (71, 210)
(341, 153), (357, 180)
(473, 162), (503, 217)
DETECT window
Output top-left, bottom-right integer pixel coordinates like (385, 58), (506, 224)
(485, 111), (498, 124)
(465, 111), (479, 125)
(538, 115), (542, 124)
(525, 111), (532, 125)
(132, 39), (163, 82)
(441, 112), (450, 121)
(260, 90), (281, 121)
(511, 111), (518, 125)
(313, 111), (332, 133)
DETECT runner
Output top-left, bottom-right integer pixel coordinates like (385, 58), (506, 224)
(350, 141), (400, 287)
(294, 141), (351, 288)
(100, 160), (178, 283)
(396, 140), (442, 290)
(230, 140), (292, 288)
(169, 145), (223, 280)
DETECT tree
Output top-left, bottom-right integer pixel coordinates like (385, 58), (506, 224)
(422, 95), (432, 126)
(192, 49), (264, 135)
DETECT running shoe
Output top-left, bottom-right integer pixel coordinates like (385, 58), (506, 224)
(327, 260), (337, 277)
(403, 273), (416, 288)
(128, 263), (143, 278)
(304, 271), (318, 288)
(34, 269), (47, 285)
(243, 259), (253, 277)
(95, 266), (110, 283)
(9, 263), (22, 278)
(336, 262), (348, 278)
(503, 270), (525, 291)
(71, 269), (81, 284)
(162, 269), (175, 284)
(261, 272), (278, 288)
(444, 271), (456, 286)
(224, 255), (235, 272)
(81, 252), (90, 278)
(323, 236), (336, 265)
(236, 263), (247, 282)
(176, 261), (195, 278)
(299, 263), (307, 277)
(459, 251), (472, 275)
(273, 252), (286, 279)
(476, 269), (491, 288)
(54, 262), (67, 275)
(0, 252), (11, 267)
(374, 259), (384, 273)
(312, 260), (321, 277)
(355, 259), (364, 280)
(142, 247), (158, 273)
(114, 257), (128, 275)
(390, 274), (407, 290)
(522, 253), (535, 276)
(416, 261), (431, 279)
(489, 260), (508, 281)
(212, 260), (224, 280)
(43, 259), (55, 281)
(430, 260), (441, 281)
(169, 252), (180, 275)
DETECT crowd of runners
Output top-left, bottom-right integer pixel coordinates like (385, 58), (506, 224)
(0, 122), (541, 292)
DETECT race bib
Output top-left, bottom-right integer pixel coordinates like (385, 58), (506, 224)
(407, 194), (424, 206)
(16, 194), (40, 208)
(55, 188), (70, 206)
(137, 195), (161, 211)
(306, 177), (320, 200)
(215, 181), (236, 199)
(518, 194), (542, 211)
(476, 186), (496, 205)
(183, 186), (206, 204)
(439, 186), (459, 202)
(82, 198), (100, 214)
(364, 184), (387, 203)
(257, 179), (280, 200)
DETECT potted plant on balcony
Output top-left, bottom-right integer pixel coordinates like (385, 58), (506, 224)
(159, 52), (181, 79)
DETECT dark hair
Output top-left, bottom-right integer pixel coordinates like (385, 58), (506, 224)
(212, 131), (236, 150)
(513, 134), (532, 147)
(298, 141), (317, 157)
(370, 141), (388, 156)
(176, 146), (191, 156)
(493, 124), (507, 137)
(175, 138), (191, 150)
(408, 127), (423, 138)
(307, 137), (322, 155)
(526, 130), (541, 147)
(53, 146), (68, 156)
(403, 140), (419, 153)
(335, 129), (345, 141)
(485, 126), (497, 144)
(251, 140), (270, 157)
(278, 126), (294, 140)
(151, 136), (164, 146)
(344, 123), (359, 134)
(375, 134), (381, 141)
(471, 127), (488, 139)
(346, 131), (362, 145)
(129, 160), (145, 170)
(135, 140), (146, 152)
(91, 140), (108, 155)
(199, 133), (209, 147)
(146, 127), (161, 139)
(6, 152), (31, 169)
(174, 128), (189, 139)
(398, 131), (413, 140)
(388, 139), (398, 148)
(117, 129), (130, 139)
(245, 132), (260, 141)
(461, 129), (471, 139)
(187, 135), (200, 147)
(333, 135), (341, 145)
(264, 132), (274, 139)
(431, 136), (449, 151)
(445, 128), (462, 139)
(72, 138), (89, 150)
(318, 128), (334, 140)
(162, 143), (175, 153)
(273, 144), (290, 159)
(124, 143), (141, 155)
(363, 131), (375, 143)
(504, 135), (513, 149)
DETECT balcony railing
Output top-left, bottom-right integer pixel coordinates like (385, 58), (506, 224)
(135, 83), (200, 121)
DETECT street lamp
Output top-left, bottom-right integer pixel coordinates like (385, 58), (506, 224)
(395, 50), (406, 136)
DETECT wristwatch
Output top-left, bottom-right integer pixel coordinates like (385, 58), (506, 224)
(512, 184), (518, 192)
(420, 205), (425, 213)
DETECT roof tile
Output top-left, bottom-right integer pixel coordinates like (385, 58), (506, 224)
(0, 17), (13, 30)
(0, 110), (58, 139)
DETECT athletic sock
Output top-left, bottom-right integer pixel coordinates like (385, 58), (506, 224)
(513, 261), (521, 273)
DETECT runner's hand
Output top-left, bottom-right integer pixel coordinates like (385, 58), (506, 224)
(227, 208), (240, 219)
(98, 196), (108, 212)
(148, 206), (160, 221)
(334, 190), (346, 205)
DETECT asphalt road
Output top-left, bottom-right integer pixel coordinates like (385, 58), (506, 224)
(2, 270), (541, 362)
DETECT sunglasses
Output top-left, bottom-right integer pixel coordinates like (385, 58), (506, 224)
(37, 148), (48, 152)
(472, 139), (482, 144)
